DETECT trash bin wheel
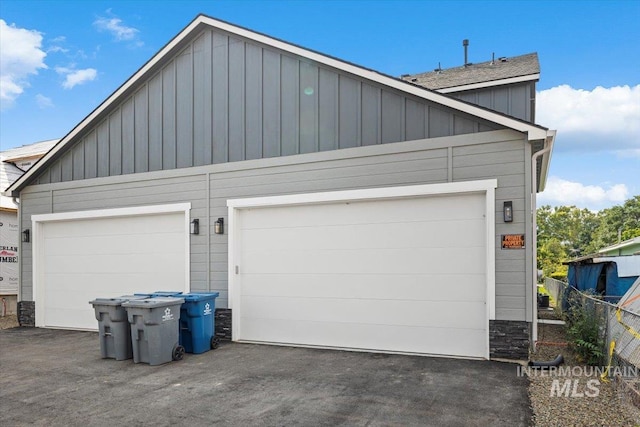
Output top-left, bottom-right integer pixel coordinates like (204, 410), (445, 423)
(172, 345), (185, 361)
(211, 336), (220, 350)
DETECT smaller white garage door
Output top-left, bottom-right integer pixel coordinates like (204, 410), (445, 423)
(33, 205), (190, 330)
(229, 182), (496, 359)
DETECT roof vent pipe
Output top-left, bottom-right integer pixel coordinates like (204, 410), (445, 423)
(463, 39), (469, 66)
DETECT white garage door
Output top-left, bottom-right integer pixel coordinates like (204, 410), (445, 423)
(33, 206), (189, 330)
(231, 186), (492, 359)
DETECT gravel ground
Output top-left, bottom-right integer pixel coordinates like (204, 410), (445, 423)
(529, 320), (640, 426)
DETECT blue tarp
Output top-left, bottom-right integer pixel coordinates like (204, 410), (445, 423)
(566, 261), (638, 304)
(567, 263), (604, 292)
(605, 263), (638, 302)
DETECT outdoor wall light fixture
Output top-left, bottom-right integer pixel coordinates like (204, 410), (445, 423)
(190, 219), (199, 235)
(503, 201), (513, 223)
(214, 218), (224, 235)
(22, 229), (30, 243)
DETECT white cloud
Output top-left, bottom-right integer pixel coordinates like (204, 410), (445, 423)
(537, 85), (640, 155)
(47, 45), (69, 54)
(55, 66), (97, 89)
(94, 12), (142, 46)
(538, 176), (629, 210)
(35, 93), (53, 108)
(0, 19), (47, 108)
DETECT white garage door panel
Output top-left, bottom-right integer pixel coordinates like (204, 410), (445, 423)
(241, 219), (485, 251)
(37, 211), (187, 330)
(45, 251), (183, 274)
(43, 214), (183, 236)
(43, 232), (181, 256)
(243, 247), (485, 275)
(242, 296), (485, 328)
(241, 194), (484, 228)
(234, 192), (489, 358)
(240, 318), (487, 358)
(241, 273), (485, 302)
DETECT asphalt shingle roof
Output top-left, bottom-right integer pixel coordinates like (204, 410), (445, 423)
(402, 52), (540, 90)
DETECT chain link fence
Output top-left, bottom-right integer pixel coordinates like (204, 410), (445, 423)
(544, 277), (640, 373)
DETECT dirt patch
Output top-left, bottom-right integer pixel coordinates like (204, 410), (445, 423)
(0, 314), (19, 329)
(534, 323), (579, 366)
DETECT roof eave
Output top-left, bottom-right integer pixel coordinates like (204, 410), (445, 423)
(600, 237), (640, 253)
(437, 73), (540, 93)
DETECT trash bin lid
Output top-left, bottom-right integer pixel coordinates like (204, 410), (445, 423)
(90, 295), (148, 306)
(151, 291), (183, 297)
(120, 295), (150, 301)
(183, 292), (220, 302)
(89, 297), (129, 306)
(122, 296), (185, 308)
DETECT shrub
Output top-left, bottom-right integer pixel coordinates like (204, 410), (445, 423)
(550, 271), (567, 281)
(565, 291), (605, 366)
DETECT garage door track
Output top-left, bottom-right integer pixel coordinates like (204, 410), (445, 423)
(0, 328), (531, 426)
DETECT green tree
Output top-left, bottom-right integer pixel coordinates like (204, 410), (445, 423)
(536, 196), (640, 280)
(537, 205), (598, 258)
(586, 196), (640, 253)
(538, 238), (568, 278)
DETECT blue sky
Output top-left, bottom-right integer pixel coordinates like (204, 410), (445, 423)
(1, 0), (638, 210)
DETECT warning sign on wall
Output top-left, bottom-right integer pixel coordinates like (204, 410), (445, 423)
(501, 234), (525, 249)
(0, 211), (19, 294)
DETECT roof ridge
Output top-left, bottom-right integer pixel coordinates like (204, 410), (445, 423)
(403, 52), (540, 90)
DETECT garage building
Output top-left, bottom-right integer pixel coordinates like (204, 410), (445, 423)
(6, 15), (555, 360)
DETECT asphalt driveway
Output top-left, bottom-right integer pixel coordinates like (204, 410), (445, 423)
(0, 328), (531, 426)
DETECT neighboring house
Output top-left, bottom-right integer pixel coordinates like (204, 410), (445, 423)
(599, 237), (640, 256)
(5, 15), (556, 360)
(0, 140), (57, 315)
(2, 140), (59, 173)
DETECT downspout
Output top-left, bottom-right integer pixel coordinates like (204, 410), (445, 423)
(530, 130), (556, 349)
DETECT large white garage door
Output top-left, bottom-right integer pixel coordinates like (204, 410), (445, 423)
(231, 187), (492, 358)
(34, 206), (189, 330)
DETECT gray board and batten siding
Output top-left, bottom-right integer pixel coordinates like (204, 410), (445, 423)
(21, 129), (532, 322)
(448, 82), (536, 124)
(403, 52), (539, 124)
(33, 27), (504, 185)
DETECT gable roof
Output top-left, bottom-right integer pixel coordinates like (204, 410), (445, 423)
(2, 139), (57, 210)
(0, 157), (24, 211)
(6, 14), (554, 197)
(402, 53), (540, 93)
(1, 139), (59, 164)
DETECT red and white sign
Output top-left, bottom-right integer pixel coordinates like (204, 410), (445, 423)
(0, 211), (19, 295)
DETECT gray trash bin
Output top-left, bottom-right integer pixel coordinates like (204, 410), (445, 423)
(122, 297), (185, 366)
(89, 295), (147, 361)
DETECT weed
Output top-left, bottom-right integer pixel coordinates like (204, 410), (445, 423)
(565, 290), (605, 366)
